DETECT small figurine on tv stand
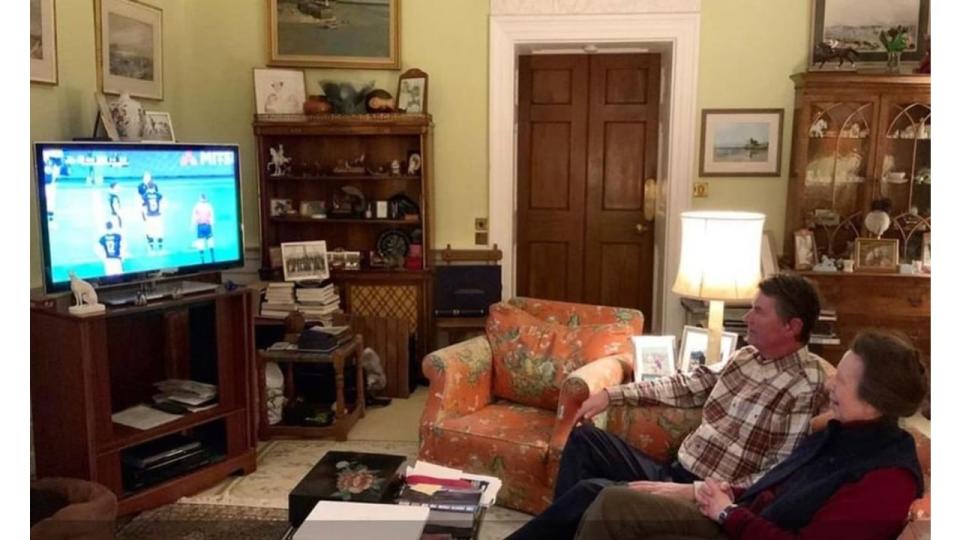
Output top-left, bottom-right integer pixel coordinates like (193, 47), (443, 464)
(68, 272), (106, 316)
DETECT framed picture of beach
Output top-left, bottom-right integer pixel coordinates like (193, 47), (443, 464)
(267, 0), (400, 69)
(95, 0), (164, 100)
(699, 109), (784, 177)
(811, 0), (929, 65)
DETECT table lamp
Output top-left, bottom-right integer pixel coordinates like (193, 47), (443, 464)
(672, 211), (765, 364)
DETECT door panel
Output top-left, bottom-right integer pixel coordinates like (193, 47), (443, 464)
(584, 54), (659, 325)
(517, 55), (588, 302)
(517, 53), (658, 326)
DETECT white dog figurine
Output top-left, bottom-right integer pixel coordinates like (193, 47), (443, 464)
(68, 272), (106, 316)
(809, 117), (828, 138)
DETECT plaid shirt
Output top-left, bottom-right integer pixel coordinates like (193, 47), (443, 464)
(606, 345), (825, 488)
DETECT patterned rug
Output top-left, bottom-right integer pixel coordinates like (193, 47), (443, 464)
(155, 439), (531, 539)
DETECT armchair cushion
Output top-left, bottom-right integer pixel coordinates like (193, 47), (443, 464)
(486, 301), (639, 409)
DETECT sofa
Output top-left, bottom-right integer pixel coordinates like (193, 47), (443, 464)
(419, 297), (644, 514)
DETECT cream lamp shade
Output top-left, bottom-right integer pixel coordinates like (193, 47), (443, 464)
(672, 211), (765, 364)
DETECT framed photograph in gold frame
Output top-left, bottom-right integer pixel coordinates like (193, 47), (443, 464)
(95, 0), (164, 100)
(854, 238), (899, 273)
(267, 0), (400, 69)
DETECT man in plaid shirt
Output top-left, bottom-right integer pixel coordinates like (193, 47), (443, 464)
(506, 274), (826, 540)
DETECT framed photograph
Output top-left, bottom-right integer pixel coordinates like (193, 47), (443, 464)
(281, 240), (330, 282)
(94, 92), (121, 141)
(679, 326), (738, 372)
(254, 68), (306, 115)
(631, 336), (677, 381)
(854, 238), (900, 272)
(270, 198), (294, 217)
(699, 109), (783, 177)
(95, 0), (164, 100)
(30, 0), (58, 84)
(397, 69), (428, 114)
(299, 200), (327, 219)
(794, 229), (817, 270)
(266, 0), (400, 69)
(811, 0), (930, 65)
(761, 231), (779, 279)
(142, 111), (175, 142)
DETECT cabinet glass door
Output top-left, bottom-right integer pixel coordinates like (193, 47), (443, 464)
(879, 100), (930, 263)
(803, 101), (874, 257)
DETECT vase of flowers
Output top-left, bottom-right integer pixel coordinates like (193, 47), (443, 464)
(880, 26), (910, 73)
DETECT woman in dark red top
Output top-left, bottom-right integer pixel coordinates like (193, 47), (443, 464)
(574, 329), (926, 540)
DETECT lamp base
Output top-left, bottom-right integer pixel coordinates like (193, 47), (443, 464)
(706, 300), (725, 365)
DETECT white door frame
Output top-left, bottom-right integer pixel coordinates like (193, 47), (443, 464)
(489, 6), (700, 334)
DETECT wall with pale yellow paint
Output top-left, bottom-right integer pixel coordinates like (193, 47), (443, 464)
(30, 0), (808, 287)
(692, 0), (809, 256)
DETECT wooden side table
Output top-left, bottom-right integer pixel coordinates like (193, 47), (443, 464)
(258, 335), (366, 441)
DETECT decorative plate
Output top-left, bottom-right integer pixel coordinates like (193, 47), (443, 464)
(377, 229), (410, 259)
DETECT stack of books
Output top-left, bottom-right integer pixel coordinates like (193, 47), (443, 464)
(261, 282), (298, 319)
(296, 326), (354, 353)
(810, 309), (840, 345)
(296, 282), (341, 325)
(398, 460), (502, 538)
(152, 379), (218, 413)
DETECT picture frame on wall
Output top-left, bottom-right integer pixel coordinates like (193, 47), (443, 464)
(811, 0), (930, 66)
(699, 109), (784, 177)
(95, 0), (164, 100)
(397, 69), (428, 114)
(631, 335), (677, 382)
(267, 0), (400, 69)
(30, 0), (58, 84)
(854, 238), (899, 273)
(281, 240), (330, 282)
(253, 68), (307, 115)
(678, 326), (738, 373)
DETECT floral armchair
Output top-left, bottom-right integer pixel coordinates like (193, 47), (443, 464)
(419, 297), (644, 514)
(604, 360), (931, 540)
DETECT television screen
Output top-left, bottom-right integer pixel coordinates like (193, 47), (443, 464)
(35, 142), (244, 292)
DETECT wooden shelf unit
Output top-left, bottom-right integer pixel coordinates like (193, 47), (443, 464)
(30, 288), (257, 515)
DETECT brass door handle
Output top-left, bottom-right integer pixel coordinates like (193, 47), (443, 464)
(636, 223), (648, 234)
(643, 178), (657, 221)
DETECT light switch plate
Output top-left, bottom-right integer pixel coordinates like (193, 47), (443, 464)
(475, 232), (488, 245)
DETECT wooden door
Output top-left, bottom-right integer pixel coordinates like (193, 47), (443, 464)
(517, 54), (659, 325)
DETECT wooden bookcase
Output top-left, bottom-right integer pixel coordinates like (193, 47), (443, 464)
(253, 114), (434, 373)
(30, 288), (257, 515)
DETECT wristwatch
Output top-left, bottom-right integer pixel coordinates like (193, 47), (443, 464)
(717, 504), (739, 525)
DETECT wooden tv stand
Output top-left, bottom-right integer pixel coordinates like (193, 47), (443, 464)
(30, 287), (258, 515)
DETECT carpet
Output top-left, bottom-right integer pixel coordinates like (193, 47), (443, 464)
(170, 439), (530, 539)
(117, 504), (290, 540)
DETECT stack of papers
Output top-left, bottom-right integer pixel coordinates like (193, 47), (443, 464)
(405, 460), (502, 507)
(112, 404), (182, 430)
(293, 501), (428, 540)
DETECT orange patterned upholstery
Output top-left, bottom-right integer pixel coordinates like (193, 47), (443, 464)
(419, 297), (643, 514)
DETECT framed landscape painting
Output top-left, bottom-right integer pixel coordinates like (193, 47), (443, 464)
(95, 0), (164, 100)
(812, 0), (929, 64)
(30, 0), (58, 84)
(267, 0), (400, 69)
(700, 109), (784, 177)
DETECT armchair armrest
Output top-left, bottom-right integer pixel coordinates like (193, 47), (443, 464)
(606, 403), (703, 464)
(420, 336), (494, 437)
(549, 353), (632, 453)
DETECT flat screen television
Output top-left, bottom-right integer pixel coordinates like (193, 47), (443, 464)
(34, 142), (244, 292)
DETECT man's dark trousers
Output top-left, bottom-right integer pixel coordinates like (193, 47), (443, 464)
(506, 424), (699, 540)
